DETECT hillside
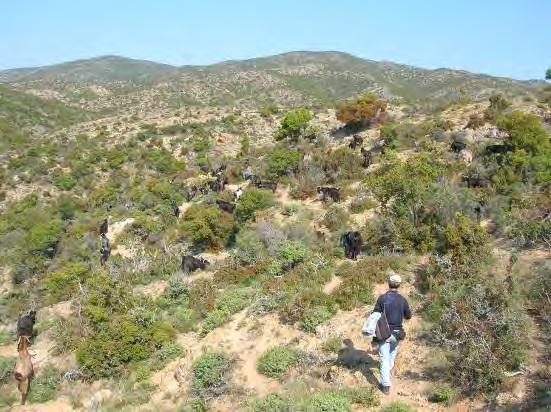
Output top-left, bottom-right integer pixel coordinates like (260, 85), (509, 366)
(0, 52), (550, 411)
(0, 52), (542, 113)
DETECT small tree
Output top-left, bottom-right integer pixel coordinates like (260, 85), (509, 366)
(275, 108), (312, 141)
(266, 149), (302, 178)
(497, 111), (550, 155)
(336, 92), (388, 128)
(546, 67), (551, 80)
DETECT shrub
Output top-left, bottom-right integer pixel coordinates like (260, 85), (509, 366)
(236, 189), (275, 223)
(280, 290), (337, 333)
(75, 272), (174, 379)
(256, 346), (299, 378)
(27, 218), (63, 258)
(465, 113), (485, 129)
(191, 351), (233, 398)
(0, 330), (13, 345)
(322, 205), (350, 233)
(232, 231), (267, 265)
(180, 204), (235, 250)
(275, 107), (312, 141)
(148, 342), (182, 371)
(276, 240), (308, 270)
(0, 356), (14, 384)
(425, 266), (528, 394)
(200, 288), (251, 336)
(251, 393), (293, 411)
(266, 149), (301, 178)
(322, 337), (343, 353)
(442, 213), (491, 267)
(333, 257), (405, 310)
(336, 92), (388, 128)
(57, 195), (77, 220)
(28, 364), (62, 404)
(44, 262), (88, 301)
(188, 279), (218, 317)
(349, 195), (377, 214)
(307, 391), (350, 411)
(381, 401), (415, 412)
(428, 385), (455, 405)
(213, 265), (258, 286)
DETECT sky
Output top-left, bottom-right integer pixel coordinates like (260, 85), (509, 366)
(1, 0), (550, 80)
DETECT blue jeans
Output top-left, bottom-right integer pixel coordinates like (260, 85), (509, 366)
(378, 335), (399, 387)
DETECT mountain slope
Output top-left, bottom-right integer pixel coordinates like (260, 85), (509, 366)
(0, 51), (541, 109)
(0, 84), (92, 149)
(0, 55), (178, 84)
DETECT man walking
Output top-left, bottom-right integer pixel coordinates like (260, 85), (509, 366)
(373, 272), (411, 394)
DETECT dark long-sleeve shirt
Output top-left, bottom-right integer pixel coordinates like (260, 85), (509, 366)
(373, 289), (411, 330)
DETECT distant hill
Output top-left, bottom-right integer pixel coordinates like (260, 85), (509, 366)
(0, 51), (542, 109)
(0, 55), (178, 84)
(0, 84), (91, 138)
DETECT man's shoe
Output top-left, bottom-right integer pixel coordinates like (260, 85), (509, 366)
(378, 384), (390, 394)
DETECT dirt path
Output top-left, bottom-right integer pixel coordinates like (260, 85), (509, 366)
(323, 275), (343, 294)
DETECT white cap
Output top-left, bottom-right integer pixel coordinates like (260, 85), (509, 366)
(389, 273), (402, 284)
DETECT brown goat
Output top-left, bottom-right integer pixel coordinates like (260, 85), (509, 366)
(13, 336), (33, 404)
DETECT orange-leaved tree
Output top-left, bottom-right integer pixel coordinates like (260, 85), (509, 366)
(336, 92), (388, 128)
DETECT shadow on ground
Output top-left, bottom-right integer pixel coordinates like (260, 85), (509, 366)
(336, 338), (379, 387)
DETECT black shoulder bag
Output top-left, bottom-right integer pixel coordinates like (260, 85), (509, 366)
(375, 303), (391, 341)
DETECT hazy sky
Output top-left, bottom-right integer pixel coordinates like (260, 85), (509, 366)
(2, 0), (550, 79)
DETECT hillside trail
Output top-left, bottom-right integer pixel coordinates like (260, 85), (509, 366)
(142, 258), (448, 411)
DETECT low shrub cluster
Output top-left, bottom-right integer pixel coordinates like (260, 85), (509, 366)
(75, 272), (174, 379)
(256, 346), (299, 378)
(191, 351), (233, 398)
(251, 386), (379, 411)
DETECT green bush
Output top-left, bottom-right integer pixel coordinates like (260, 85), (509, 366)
(275, 107), (312, 141)
(188, 279), (218, 317)
(28, 364), (62, 404)
(0, 356), (14, 385)
(322, 205), (350, 232)
(180, 204), (235, 250)
(191, 351), (233, 398)
(333, 257), (406, 310)
(307, 391), (350, 412)
(200, 288), (251, 336)
(148, 342), (182, 371)
(425, 260), (528, 394)
(75, 272), (174, 379)
(276, 240), (308, 271)
(214, 265), (259, 286)
(45, 262), (88, 301)
(381, 401), (415, 412)
(349, 196), (377, 214)
(236, 189), (275, 222)
(428, 385), (455, 405)
(52, 172), (77, 190)
(251, 393), (293, 411)
(57, 195), (78, 220)
(266, 149), (302, 178)
(322, 337), (343, 353)
(27, 218), (63, 258)
(280, 290), (337, 333)
(256, 346), (299, 378)
(0, 330), (13, 345)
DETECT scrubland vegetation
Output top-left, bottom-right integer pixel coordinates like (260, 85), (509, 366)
(0, 53), (550, 411)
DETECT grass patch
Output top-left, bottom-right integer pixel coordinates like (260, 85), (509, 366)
(28, 364), (62, 404)
(256, 346), (299, 378)
(191, 351), (233, 398)
(380, 401), (415, 412)
(427, 384), (455, 405)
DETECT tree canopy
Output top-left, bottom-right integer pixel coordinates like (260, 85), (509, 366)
(336, 92), (388, 128)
